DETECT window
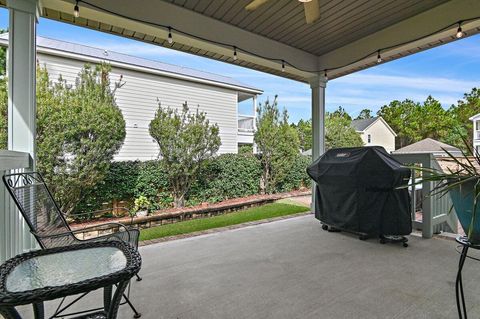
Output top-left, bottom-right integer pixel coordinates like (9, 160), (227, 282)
(476, 121), (480, 131)
(367, 134), (371, 143)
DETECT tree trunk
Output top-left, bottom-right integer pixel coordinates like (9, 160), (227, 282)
(173, 193), (185, 208)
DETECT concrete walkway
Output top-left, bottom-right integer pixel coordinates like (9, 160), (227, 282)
(22, 215), (480, 318)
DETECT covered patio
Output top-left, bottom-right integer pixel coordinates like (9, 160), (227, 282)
(2, 0), (480, 317)
(18, 215), (480, 318)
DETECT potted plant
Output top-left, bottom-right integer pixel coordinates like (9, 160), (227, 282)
(414, 138), (480, 243)
(134, 195), (151, 217)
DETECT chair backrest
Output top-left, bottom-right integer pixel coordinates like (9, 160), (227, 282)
(2, 172), (76, 249)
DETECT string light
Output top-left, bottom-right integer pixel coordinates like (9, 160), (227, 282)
(72, 1), (480, 77)
(377, 51), (382, 63)
(233, 46), (238, 61)
(167, 27), (173, 44)
(73, 1), (79, 18)
(324, 70), (328, 81)
(456, 23), (464, 38)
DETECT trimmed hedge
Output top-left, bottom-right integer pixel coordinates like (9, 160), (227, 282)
(189, 153), (262, 205)
(75, 153), (311, 214)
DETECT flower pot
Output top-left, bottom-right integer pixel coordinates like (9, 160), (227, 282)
(449, 181), (480, 243)
(136, 210), (148, 217)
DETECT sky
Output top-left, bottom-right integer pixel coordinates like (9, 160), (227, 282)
(1, 9), (479, 123)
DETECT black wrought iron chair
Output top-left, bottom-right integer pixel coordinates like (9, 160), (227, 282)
(2, 172), (142, 318)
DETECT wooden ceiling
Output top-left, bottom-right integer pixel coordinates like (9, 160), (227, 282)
(164, 0), (449, 56)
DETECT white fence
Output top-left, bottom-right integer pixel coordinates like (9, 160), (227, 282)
(0, 150), (37, 263)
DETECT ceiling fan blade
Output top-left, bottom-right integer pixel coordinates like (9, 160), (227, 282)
(304, 0), (320, 24)
(245, 0), (271, 11)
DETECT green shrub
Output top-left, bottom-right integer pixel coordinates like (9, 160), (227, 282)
(75, 161), (140, 213)
(77, 152), (309, 216)
(134, 160), (172, 209)
(189, 153), (261, 203)
(275, 155), (312, 192)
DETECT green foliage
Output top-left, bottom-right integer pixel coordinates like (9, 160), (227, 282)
(238, 144), (253, 154)
(0, 29), (6, 77)
(139, 202), (309, 241)
(449, 88), (480, 152)
(36, 63), (126, 214)
(275, 154), (312, 192)
(134, 160), (172, 209)
(189, 153), (262, 204)
(331, 106), (352, 121)
(134, 195), (151, 211)
(356, 109), (373, 120)
(291, 119), (312, 152)
(149, 102), (221, 207)
(0, 77), (7, 150)
(255, 96), (300, 194)
(377, 96), (459, 150)
(325, 112), (364, 150)
(75, 161), (140, 213)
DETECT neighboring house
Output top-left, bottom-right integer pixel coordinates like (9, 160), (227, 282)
(0, 34), (262, 161)
(469, 113), (480, 154)
(351, 116), (396, 153)
(392, 138), (462, 157)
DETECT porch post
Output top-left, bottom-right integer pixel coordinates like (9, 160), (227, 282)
(7, 0), (38, 160)
(310, 75), (327, 213)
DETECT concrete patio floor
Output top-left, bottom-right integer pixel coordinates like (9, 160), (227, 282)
(22, 215), (480, 318)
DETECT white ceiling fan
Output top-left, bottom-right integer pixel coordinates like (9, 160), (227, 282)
(245, 0), (320, 24)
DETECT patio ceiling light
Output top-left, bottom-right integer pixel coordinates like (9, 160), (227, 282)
(456, 23), (464, 38)
(73, 1), (79, 18)
(75, 0), (480, 77)
(167, 27), (173, 44)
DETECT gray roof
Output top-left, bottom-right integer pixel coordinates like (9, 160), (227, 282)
(0, 33), (262, 94)
(392, 138), (461, 154)
(350, 117), (378, 131)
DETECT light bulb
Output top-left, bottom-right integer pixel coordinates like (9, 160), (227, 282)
(377, 51), (382, 63)
(456, 25), (464, 38)
(324, 70), (328, 81)
(73, 1), (79, 18)
(233, 47), (238, 61)
(281, 60), (285, 72)
(167, 27), (173, 44)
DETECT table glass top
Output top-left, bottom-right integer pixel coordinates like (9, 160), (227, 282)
(6, 247), (127, 292)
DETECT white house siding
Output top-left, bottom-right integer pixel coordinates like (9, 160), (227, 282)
(360, 121), (395, 153)
(37, 54), (239, 161)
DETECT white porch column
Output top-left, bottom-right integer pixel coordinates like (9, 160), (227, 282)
(310, 76), (327, 214)
(310, 76), (326, 160)
(7, 0), (38, 160)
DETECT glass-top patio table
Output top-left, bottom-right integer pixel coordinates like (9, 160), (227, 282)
(0, 240), (141, 319)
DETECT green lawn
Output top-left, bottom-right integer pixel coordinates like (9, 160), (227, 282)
(139, 201), (310, 241)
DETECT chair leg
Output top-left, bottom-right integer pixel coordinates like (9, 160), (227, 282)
(135, 273), (142, 282)
(123, 293), (142, 318)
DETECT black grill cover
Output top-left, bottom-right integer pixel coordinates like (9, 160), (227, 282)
(307, 146), (412, 236)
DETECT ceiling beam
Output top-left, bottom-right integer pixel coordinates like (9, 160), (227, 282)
(40, 0), (319, 81)
(319, 0), (480, 79)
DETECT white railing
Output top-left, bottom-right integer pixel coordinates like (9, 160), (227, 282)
(0, 150), (37, 263)
(238, 115), (255, 133)
(392, 153), (458, 238)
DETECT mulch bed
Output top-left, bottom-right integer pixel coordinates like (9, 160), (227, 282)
(71, 189), (311, 230)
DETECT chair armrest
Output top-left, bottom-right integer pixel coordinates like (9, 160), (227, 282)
(32, 222), (131, 243)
